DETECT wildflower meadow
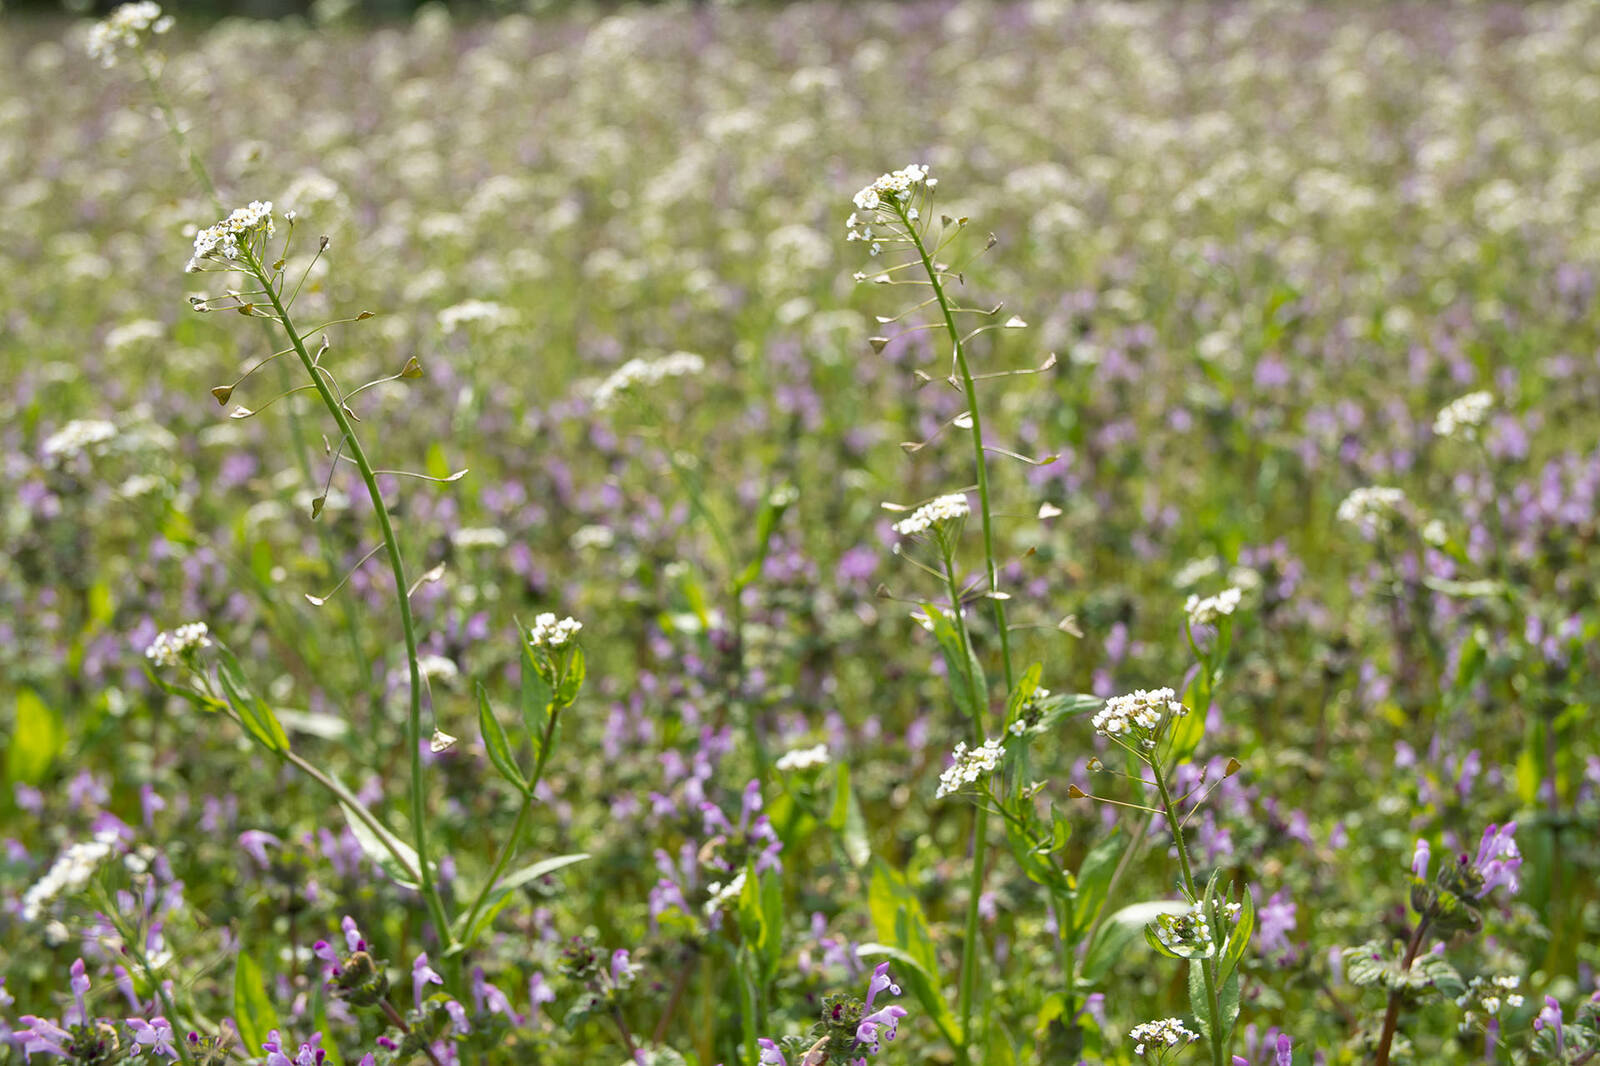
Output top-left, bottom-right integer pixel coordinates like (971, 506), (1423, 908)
(3, 2), (1599, 1064)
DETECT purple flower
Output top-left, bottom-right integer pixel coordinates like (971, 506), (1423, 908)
(68, 960), (90, 1026)
(237, 831), (282, 869)
(1411, 839), (1430, 879)
(758, 1038), (787, 1066)
(127, 1017), (178, 1058)
(14, 1016), (73, 1058)
(1469, 822), (1521, 898)
(412, 954), (443, 1009)
(1534, 997), (1565, 1055)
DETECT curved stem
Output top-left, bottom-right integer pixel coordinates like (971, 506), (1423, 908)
(1373, 912), (1433, 1066)
(244, 245), (454, 953)
(1151, 756), (1225, 1066)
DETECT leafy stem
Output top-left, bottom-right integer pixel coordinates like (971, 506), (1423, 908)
(1151, 753), (1226, 1066)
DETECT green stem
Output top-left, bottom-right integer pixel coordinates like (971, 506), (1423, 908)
(244, 246), (454, 953)
(1152, 756), (1225, 1066)
(900, 204), (1016, 699)
(456, 709), (561, 947)
(99, 896), (195, 1066)
(739, 952), (761, 1066)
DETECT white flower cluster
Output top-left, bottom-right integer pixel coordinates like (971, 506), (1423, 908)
(437, 299), (512, 333)
(187, 201), (276, 272)
(1456, 974), (1524, 1029)
(86, 1), (173, 68)
(893, 493), (970, 537)
(774, 744), (830, 772)
(417, 655), (460, 684)
(1093, 688), (1186, 742)
(42, 419), (117, 463)
(1128, 1018), (1199, 1059)
(144, 622), (212, 667)
(704, 869), (746, 917)
(528, 612), (582, 649)
(1153, 907), (1217, 956)
(1336, 485), (1408, 537)
(1184, 586), (1243, 627)
(1433, 390), (1494, 439)
(452, 526), (509, 550)
(935, 738), (1005, 799)
(20, 829), (122, 921)
(592, 352), (705, 410)
(850, 163), (935, 214)
(1009, 686), (1052, 736)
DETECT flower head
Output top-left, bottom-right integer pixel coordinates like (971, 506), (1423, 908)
(892, 493), (969, 539)
(935, 738), (1006, 799)
(1184, 586), (1243, 627)
(1336, 486), (1408, 538)
(1128, 1017), (1200, 1061)
(144, 622), (212, 668)
(592, 352), (704, 410)
(1093, 688), (1187, 752)
(86, 1), (173, 67)
(187, 201), (276, 272)
(528, 613), (583, 649)
(1434, 390), (1494, 439)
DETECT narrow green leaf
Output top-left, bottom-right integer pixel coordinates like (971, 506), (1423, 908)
(1072, 827), (1126, 932)
(865, 860), (961, 1043)
(7, 688), (65, 786)
(1082, 900), (1189, 983)
(827, 764), (871, 868)
(476, 683), (527, 791)
(338, 802), (421, 890)
(215, 645), (289, 754)
(233, 950), (280, 1055)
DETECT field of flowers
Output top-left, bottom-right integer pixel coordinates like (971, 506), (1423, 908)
(4, 1), (1600, 1064)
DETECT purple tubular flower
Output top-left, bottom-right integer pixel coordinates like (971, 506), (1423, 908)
(1471, 822), (1521, 898)
(15, 1016), (73, 1058)
(1411, 839), (1430, 879)
(1276, 1033), (1293, 1066)
(412, 954), (443, 1010)
(1534, 997), (1565, 1055)
(341, 916), (366, 953)
(68, 960), (90, 1026)
(862, 962), (900, 1011)
(855, 1004), (907, 1052)
(237, 831), (282, 868)
(757, 1038), (788, 1066)
(127, 1017), (179, 1059)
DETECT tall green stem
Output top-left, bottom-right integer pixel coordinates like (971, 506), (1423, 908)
(243, 245), (454, 952)
(1151, 756), (1225, 1066)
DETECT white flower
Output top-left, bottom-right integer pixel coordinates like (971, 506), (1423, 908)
(1127, 1017), (1199, 1059)
(704, 870), (746, 917)
(570, 524), (616, 551)
(1434, 390), (1494, 439)
(42, 419), (117, 463)
(935, 738), (1006, 798)
(528, 613), (582, 649)
(417, 655), (460, 684)
(86, 1), (173, 67)
(774, 744), (830, 772)
(451, 526), (508, 550)
(892, 493), (970, 537)
(1336, 485), (1408, 538)
(20, 829), (122, 921)
(849, 164), (935, 221)
(437, 300), (513, 333)
(187, 200), (276, 271)
(1093, 688), (1186, 744)
(1184, 586), (1243, 627)
(592, 352), (705, 410)
(144, 622), (212, 667)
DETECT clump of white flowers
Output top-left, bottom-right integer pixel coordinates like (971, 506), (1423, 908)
(846, 164), (936, 256)
(187, 200), (276, 272)
(437, 299), (512, 334)
(1093, 688), (1187, 751)
(1336, 485), (1408, 538)
(1128, 1018), (1200, 1060)
(20, 829), (122, 921)
(528, 613), (583, 649)
(850, 163), (935, 214)
(1153, 906), (1217, 957)
(86, 1), (173, 68)
(774, 744), (830, 773)
(592, 352), (705, 410)
(1009, 686), (1052, 736)
(1184, 586), (1243, 627)
(417, 655), (460, 684)
(144, 622), (212, 667)
(935, 738), (1006, 798)
(1433, 390), (1494, 439)
(42, 419), (118, 464)
(893, 493), (970, 538)
(704, 870), (746, 918)
(451, 526), (509, 550)
(1456, 974), (1525, 1031)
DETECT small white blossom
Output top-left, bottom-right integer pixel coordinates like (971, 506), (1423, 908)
(417, 655), (460, 684)
(935, 738), (1006, 799)
(592, 352), (704, 410)
(437, 300), (513, 333)
(1093, 688), (1186, 746)
(21, 829), (123, 921)
(774, 744), (830, 772)
(1336, 486), (1408, 538)
(893, 493), (970, 537)
(1433, 390), (1494, 439)
(451, 526), (508, 550)
(1128, 1017), (1199, 1060)
(187, 200), (276, 272)
(42, 419), (118, 463)
(849, 163), (935, 218)
(144, 622), (212, 667)
(528, 613), (582, 649)
(704, 870), (747, 917)
(86, 1), (173, 67)
(1184, 586), (1243, 627)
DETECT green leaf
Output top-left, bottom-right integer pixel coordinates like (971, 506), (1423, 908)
(338, 802), (421, 891)
(455, 853), (590, 946)
(856, 943), (962, 1049)
(865, 860), (960, 1045)
(7, 688), (65, 786)
(233, 950), (280, 1055)
(556, 645), (586, 706)
(922, 603), (986, 720)
(826, 764), (871, 868)
(519, 645), (556, 750)
(1082, 900), (1190, 983)
(477, 683), (527, 792)
(215, 645), (289, 754)
(1220, 885), (1254, 981)
(1072, 828), (1126, 933)
(1005, 662), (1044, 722)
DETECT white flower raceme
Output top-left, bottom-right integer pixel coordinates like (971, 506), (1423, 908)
(850, 163), (935, 215)
(592, 352), (705, 410)
(42, 419), (117, 463)
(417, 655), (460, 684)
(187, 200), (276, 272)
(20, 829), (122, 921)
(1093, 688), (1186, 742)
(1433, 390), (1494, 439)
(528, 613), (582, 649)
(437, 299), (513, 333)
(1128, 1018), (1199, 1059)
(935, 738), (1005, 798)
(1153, 906), (1216, 956)
(1184, 586), (1243, 626)
(1336, 485), (1408, 537)
(144, 622), (212, 667)
(451, 526), (508, 550)
(704, 870), (746, 917)
(893, 493), (969, 537)
(86, 1), (173, 67)
(774, 744), (830, 772)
